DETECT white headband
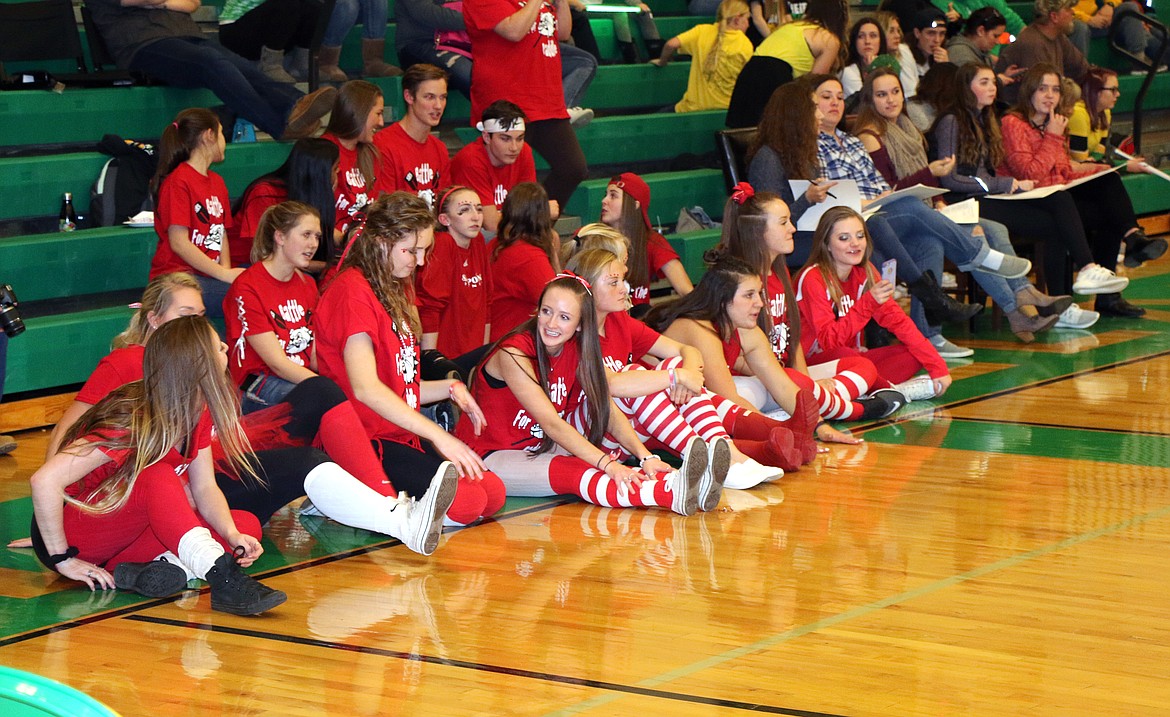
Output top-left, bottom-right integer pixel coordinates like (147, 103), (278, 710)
(476, 117), (525, 133)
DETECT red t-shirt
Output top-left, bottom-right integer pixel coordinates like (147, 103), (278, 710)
(463, 0), (569, 124)
(795, 263), (947, 379)
(449, 140), (537, 212)
(373, 123), (450, 211)
(456, 331), (583, 455)
(229, 179), (288, 267)
(415, 231), (491, 357)
(223, 263), (319, 385)
(76, 345), (145, 405)
(765, 268), (793, 365)
(488, 238), (556, 343)
(150, 162), (232, 278)
(66, 411), (212, 501)
(314, 268), (422, 447)
(598, 311), (660, 373)
(324, 133), (376, 236)
(629, 231), (681, 306)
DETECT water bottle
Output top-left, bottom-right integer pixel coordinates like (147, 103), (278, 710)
(59, 193), (78, 232)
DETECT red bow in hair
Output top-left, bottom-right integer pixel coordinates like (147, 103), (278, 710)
(552, 271), (592, 294)
(731, 182), (755, 205)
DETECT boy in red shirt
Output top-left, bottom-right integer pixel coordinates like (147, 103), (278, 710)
(374, 64), (452, 211)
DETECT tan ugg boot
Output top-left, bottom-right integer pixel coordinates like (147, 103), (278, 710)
(361, 38), (402, 77)
(317, 45), (348, 83)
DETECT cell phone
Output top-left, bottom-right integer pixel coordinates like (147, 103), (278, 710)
(881, 258), (897, 286)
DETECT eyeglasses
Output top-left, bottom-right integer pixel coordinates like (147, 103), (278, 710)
(1102, 86), (1121, 94)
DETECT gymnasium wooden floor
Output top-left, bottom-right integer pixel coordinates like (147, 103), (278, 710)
(3, 254), (1170, 716)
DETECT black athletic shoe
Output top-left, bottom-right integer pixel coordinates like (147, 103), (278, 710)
(857, 388), (906, 420)
(1123, 233), (1168, 268)
(113, 560), (189, 598)
(205, 548), (287, 616)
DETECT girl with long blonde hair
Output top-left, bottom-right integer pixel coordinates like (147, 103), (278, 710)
(29, 316), (285, 615)
(650, 0), (753, 113)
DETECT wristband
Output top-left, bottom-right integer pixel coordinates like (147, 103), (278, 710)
(668, 368), (677, 390)
(638, 454), (655, 466)
(601, 457), (616, 472)
(47, 546), (79, 566)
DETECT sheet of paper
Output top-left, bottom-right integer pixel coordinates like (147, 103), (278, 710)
(789, 179), (862, 232)
(937, 197), (980, 224)
(864, 183), (948, 212)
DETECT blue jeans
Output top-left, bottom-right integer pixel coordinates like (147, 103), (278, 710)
(130, 37), (303, 138)
(688, 0), (721, 14)
(323, 0), (389, 46)
(240, 372), (298, 414)
(1072, 4), (1165, 61)
(865, 212), (945, 339)
(561, 42), (597, 108)
(877, 196), (990, 272)
(399, 41), (472, 96)
(968, 218), (1026, 313)
(195, 273), (233, 320)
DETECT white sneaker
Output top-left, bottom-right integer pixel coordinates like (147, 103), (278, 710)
(390, 462), (459, 555)
(723, 458), (781, 490)
(698, 436), (729, 511)
(567, 106), (594, 128)
(676, 437), (709, 513)
(1054, 303), (1100, 329)
(666, 459), (702, 516)
(1072, 263), (1129, 295)
(297, 497), (325, 517)
(893, 375), (937, 402)
(929, 334), (974, 359)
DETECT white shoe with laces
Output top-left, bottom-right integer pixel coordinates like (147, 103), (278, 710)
(389, 462), (459, 555)
(1072, 263), (1129, 294)
(894, 375), (937, 402)
(723, 458), (781, 490)
(1054, 303), (1100, 329)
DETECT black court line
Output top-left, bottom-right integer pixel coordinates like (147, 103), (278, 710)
(0, 498), (574, 648)
(948, 415), (1170, 438)
(850, 347), (1170, 434)
(126, 614), (852, 717)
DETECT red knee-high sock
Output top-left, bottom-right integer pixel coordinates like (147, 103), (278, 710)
(477, 471), (507, 518)
(547, 456), (671, 509)
(735, 427), (803, 472)
(778, 390), (819, 463)
(315, 402), (396, 497)
(725, 408), (782, 441)
(447, 478), (489, 525)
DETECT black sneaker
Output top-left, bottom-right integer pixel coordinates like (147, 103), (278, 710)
(113, 560), (189, 598)
(857, 388), (906, 420)
(205, 548), (287, 616)
(1123, 233), (1168, 268)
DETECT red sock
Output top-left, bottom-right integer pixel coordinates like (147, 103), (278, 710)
(547, 456), (671, 509)
(726, 409), (781, 441)
(735, 427), (803, 472)
(316, 403), (396, 497)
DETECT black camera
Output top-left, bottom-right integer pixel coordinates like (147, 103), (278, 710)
(0, 284), (26, 337)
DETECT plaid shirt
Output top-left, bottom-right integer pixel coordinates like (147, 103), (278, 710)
(816, 130), (891, 200)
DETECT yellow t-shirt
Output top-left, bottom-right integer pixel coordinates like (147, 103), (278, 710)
(1068, 100), (1110, 161)
(675, 24), (754, 113)
(754, 20), (816, 77)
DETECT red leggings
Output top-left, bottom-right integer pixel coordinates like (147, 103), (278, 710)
(43, 463), (260, 571)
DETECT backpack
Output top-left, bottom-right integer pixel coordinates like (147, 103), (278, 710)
(90, 134), (157, 226)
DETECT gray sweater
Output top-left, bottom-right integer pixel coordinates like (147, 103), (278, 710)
(932, 113), (1015, 196)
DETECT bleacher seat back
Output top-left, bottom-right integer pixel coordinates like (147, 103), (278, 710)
(0, 0), (86, 75)
(714, 127), (757, 193)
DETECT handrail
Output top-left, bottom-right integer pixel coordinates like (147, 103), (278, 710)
(1108, 5), (1168, 154)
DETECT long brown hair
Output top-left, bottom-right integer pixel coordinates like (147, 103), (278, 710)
(495, 182), (560, 271)
(324, 80), (383, 190)
(804, 0), (851, 69)
(1008, 63), (1062, 122)
(114, 272), (203, 349)
(713, 191), (801, 362)
(340, 191), (433, 337)
(935, 63), (1004, 171)
(1081, 66), (1119, 133)
(151, 107), (220, 200)
(750, 81), (820, 178)
(800, 206), (878, 316)
(644, 256), (759, 344)
(484, 276), (611, 455)
(62, 316), (256, 514)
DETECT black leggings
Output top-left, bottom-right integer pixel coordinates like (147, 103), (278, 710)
(524, 118), (589, 208)
(1066, 172), (1135, 267)
(216, 447), (331, 525)
(375, 439), (444, 499)
(978, 190), (1095, 295)
(725, 56), (794, 129)
(218, 0), (320, 60)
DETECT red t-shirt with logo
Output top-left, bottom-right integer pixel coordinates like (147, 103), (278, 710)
(324, 133), (376, 236)
(223, 262), (318, 385)
(151, 162), (232, 278)
(597, 310), (660, 372)
(314, 268), (422, 447)
(449, 140), (537, 212)
(373, 122), (450, 211)
(463, 0), (569, 124)
(488, 237), (556, 342)
(229, 179), (287, 267)
(415, 231), (491, 357)
(629, 231), (681, 306)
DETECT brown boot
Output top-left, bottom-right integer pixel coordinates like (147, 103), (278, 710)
(1007, 307), (1059, 343)
(1014, 285), (1073, 317)
(317, 45), (348, 84)
(361, 38), (402, 77)
(282, 86), (338, 140)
